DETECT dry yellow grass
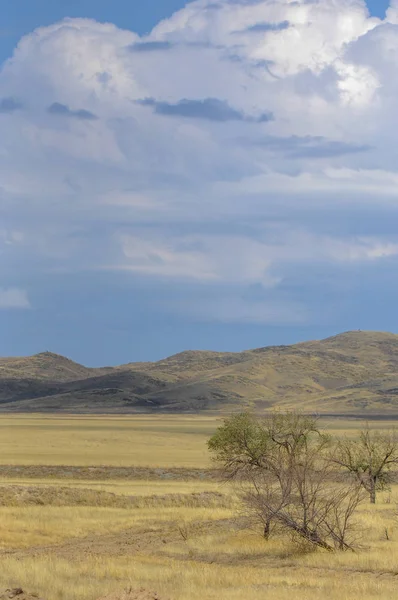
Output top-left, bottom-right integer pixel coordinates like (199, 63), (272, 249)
(0, 415), (398, 599)
(1, 507), (398, 600)
(0, 414), (394, 468)
(0, 485), (398, 599)
(2, 552), (396, 600)
(0, 504), (234, 550)
(0, 478), (223, 496)
(0, 415), (218, 467)
(0, 506), (134, 549)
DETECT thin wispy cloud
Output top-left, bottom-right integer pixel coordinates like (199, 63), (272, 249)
(0, 288), (30, 309)
(244, 135), (372, 158)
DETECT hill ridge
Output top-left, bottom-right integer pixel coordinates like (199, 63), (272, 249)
(1, 330), (398, 415)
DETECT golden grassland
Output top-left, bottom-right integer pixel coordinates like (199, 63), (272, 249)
(0, 415), (398, 599)
(0, 504), (234, 550)
(0, 479), (223, 496)
(0, 414), (395, 468)
(1, 497), (398, 600)
(0, 415), (218, 467)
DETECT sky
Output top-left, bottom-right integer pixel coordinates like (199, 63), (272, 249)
(2, 0), (398, 366)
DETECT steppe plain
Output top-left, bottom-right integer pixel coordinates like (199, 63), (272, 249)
(0, 414), (397, 600)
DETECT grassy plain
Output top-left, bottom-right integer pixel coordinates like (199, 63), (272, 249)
(0, 415), (217, 467)
(0, 414), (396, 468)
(0, 415), (398, 600)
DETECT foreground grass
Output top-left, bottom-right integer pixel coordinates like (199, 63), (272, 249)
(0, 506), (133, 549)
(0, 486), (397, 599)
(1, 509), (398, 600)
(2, 552), (397, 600)
(0, 504), (234, 550)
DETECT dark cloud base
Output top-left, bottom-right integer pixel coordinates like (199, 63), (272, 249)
(47, 102), (97, 120)
(0, 97), (23, 113)
(137, 97), (273, 123)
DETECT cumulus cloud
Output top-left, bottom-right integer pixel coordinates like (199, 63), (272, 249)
(1, 1), (398, 325)
(0, 288), (30, 309)
(152, 0), (378, 77)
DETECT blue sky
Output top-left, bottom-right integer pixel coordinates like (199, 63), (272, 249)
(1, 0), (398, 366)
(0, 0), (189, 64)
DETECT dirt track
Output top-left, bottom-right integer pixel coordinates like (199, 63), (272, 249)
(0, 517), (239, 561)
(97, 589), (168, 600)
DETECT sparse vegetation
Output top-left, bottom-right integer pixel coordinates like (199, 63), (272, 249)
(208, 412), (364, 551)
(334, 425), (398, 503)
(0, 414), (397, 599)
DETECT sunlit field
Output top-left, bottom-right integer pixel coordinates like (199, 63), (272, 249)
(0, 415), (219, 467)
(0, 414), (395, 468)
(0, 414), (398, 600)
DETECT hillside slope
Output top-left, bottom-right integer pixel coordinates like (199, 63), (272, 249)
(0, 352), (112, 382)
(2, 331), (398, 414)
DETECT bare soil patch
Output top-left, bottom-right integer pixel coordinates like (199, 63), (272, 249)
(0, 587), (169, 600)
(0, 590), (44, 600)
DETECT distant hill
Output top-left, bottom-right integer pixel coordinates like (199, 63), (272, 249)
(2, 331), (398, 415)
(0, 352), (112, 382)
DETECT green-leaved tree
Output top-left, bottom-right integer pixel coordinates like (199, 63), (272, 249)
(208, 412), (363, 551)
(334, 426), (398, 504)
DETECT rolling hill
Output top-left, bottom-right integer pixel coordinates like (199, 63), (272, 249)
(2, 331), (398, 415)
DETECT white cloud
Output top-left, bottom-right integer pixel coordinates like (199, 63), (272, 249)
(110, 230), (398, 289)
(153, 0), (377, 74)
(387, 1), (398, 24)
(2, 1), (398, 323)
(0, 288), (30, 309)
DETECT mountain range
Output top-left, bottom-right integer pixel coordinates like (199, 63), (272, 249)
(2, 331), (398, 415)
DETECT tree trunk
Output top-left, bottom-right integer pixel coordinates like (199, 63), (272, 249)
(370, 478), (376, 504)
(285, 520), (334, 551)
(263, 520), (271, 540)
